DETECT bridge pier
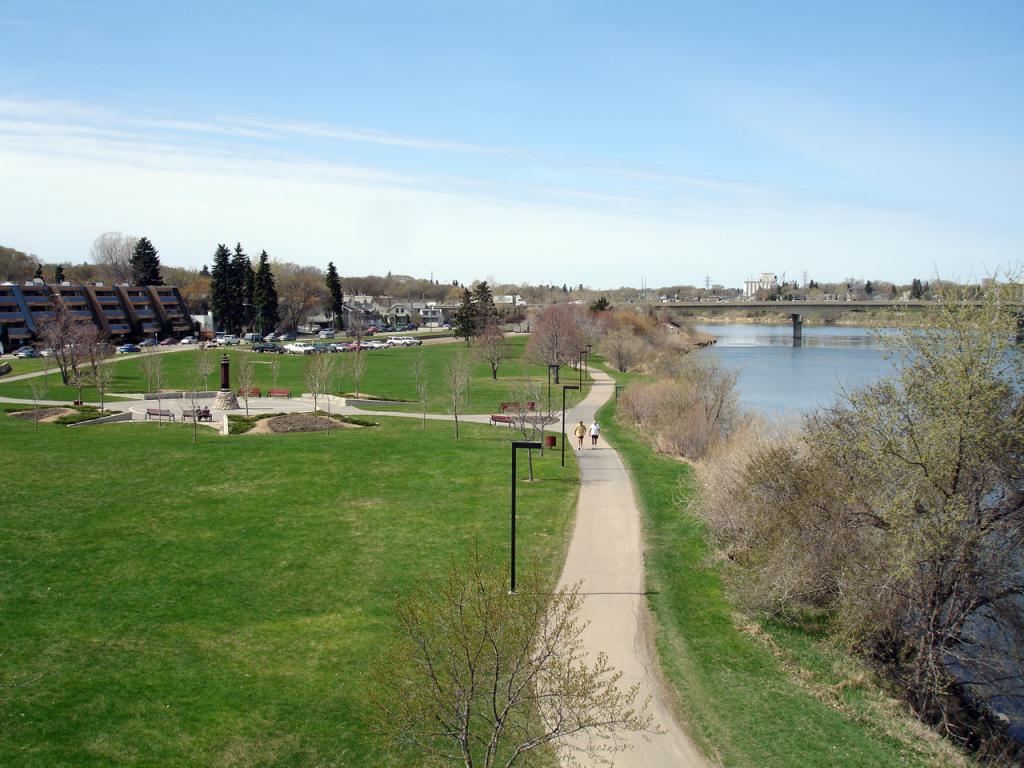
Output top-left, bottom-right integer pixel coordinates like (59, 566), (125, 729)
(791, 313), (803, 346)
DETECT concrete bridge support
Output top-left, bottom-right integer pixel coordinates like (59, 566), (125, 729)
(791, 313), (803, 346)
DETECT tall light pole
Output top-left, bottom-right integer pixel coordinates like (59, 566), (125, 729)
(561, 384), (579, 467)
(511, 440), (542, 593)
(578, 349), (586, 389)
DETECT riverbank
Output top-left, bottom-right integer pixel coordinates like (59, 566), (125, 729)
(595, 365), (976, 768)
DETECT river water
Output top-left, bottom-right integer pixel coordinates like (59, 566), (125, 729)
(694, 323), (895, 414)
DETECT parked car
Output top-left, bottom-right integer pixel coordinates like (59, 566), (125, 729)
(159, 338), (179, 346)
(242, 332), (262, 343)
(117, 343), (141, 354)
(263, 332), (278, 342)
(179, 336), (198, 345)
(365, 325), (379, 334)
(252, 342), (285, 354)
(16, 346), (40, 358)
(318, 328), (336, 339)
(364, 340), (388, 350)
(139, 338), (159, 348)
(278, 332), (297, 342)
(221, 335), (241, 345)
(284, 342), (315, 355)
(39, 347), (55, 357)
(387, 336), (421, 347)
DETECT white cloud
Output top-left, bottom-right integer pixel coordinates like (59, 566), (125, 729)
(0, 98), (1013, 287)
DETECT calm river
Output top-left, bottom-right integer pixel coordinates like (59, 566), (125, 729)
(694, 323), (896, 414)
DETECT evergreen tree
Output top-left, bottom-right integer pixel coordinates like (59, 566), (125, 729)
(452, 288), (476, 344)
(200, 264), (211, 277)
(230, 243), (252, 332)
(588, 296), (611, 313)
(910, 278), (924, 299)
(33, 263), (43, 280)
(53, 263), (66, 284)
(471, 280), (498, 333)
(325, 261), (344, 330)
(864, 280), (874, 296)
(130, 236), (164, 285)
(209, 244), (233, 332)
(253, 250), (279, 336)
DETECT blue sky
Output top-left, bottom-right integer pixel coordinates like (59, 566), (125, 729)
(0, 1), (1021, 287)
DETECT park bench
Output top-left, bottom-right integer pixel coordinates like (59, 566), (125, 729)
(489, 414), (515, 427)
(185, 407), (213, 422)
(268, 388), (291, 398)
(238, 387), (262, 398)
(144, 408), (175, 421)
(499, 401), (536, 413)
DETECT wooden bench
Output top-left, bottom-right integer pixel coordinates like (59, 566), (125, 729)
(268, 388), (291, 398)
(238, 387), (262, 398)
(145, 408), (175, 421)
(185, 407), (213, 422)
(499, 401), (536, 413)
(489, 414), (515, 427)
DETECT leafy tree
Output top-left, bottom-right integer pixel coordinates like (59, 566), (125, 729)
(452, 288), (476, 344)
(209, 244), (233, 332)
(252, 250), (279, 336)
(53, 263), (66, 284)
(325, 261), (344, 330)
(589, 296), (611, 313)
(368, 546), (651, 766)
(130, 237), (164, 285)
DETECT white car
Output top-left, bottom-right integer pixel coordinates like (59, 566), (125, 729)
(179, 336), (198, 345)
(318, 329), (336, 339)
(387, 336), (421, 347)
(285, 342), (315, 355)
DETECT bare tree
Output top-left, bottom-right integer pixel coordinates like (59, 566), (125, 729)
(601, 327), (646, 373)
(348, 349), (367, 399)
(236, 357), (256, 417)
(445, 351), (471, 439)
(507, 376), (558, 477)
(27, 355), (51, 433)
(526, 306), (583, 383)
(304, 352), (333, 413)
(195, 348), (215, 392)
(269, 353), (283, 391)
(92, 360), (114, 412)
(475, 322), (507, 380)
(89, 232), (136, 285)
(412, 350), (428, 429)
(368, 545), (652, 767)
(35, 304), (84, 385)
(139, 351), (164, 426)
(275, 262), (328, 330)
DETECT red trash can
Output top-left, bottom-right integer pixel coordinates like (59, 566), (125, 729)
(544, 434), (557, 448)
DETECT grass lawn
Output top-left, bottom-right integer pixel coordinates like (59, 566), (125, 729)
(596, 375), (972, 767)
(0, 337), (592, 413)
(0, 408), (579, 766)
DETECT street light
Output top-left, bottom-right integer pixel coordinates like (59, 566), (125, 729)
(561, 384), (579, 467)
(510, 440), (543, 594)
(546, 363), (559, 412)
(578, 349), (587, 389)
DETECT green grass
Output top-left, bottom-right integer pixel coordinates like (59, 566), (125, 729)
(0, 407), (579, 766)
(596, 383), (971, 768)
(0, 338), (592, 413)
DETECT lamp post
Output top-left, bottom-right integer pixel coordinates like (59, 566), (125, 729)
(547, 363), (559, 412)
(578, 349), (586, 389)
(511, 440), (543, 593)
(561, 384), (579, 467)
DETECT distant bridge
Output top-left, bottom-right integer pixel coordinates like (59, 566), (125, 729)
(651, 299), (1022, 345)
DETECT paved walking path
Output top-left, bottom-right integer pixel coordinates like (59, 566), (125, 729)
(560, 368), (706, 768)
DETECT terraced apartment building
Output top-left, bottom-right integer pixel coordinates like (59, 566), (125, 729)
(0, 279), (194, 349)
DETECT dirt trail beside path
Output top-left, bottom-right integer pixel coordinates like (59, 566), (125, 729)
(561, 369), (707, 767)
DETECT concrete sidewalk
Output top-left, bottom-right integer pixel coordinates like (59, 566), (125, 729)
(559, 369), (706, 767)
